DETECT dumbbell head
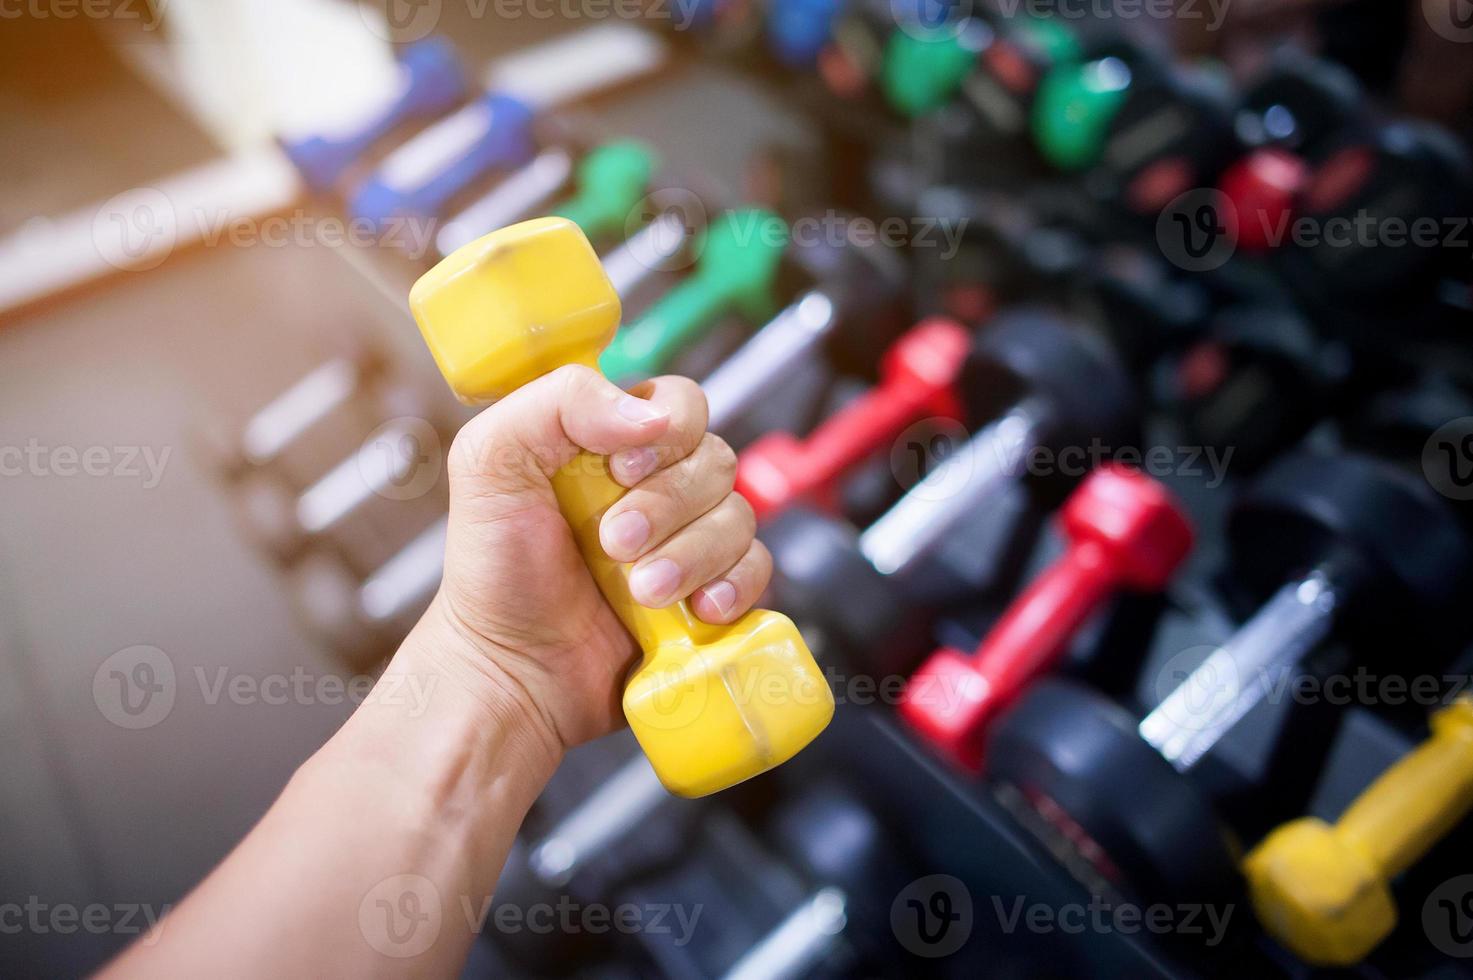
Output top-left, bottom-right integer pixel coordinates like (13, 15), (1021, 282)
(987, 678), (1239, 902)
(962, 308), (1139, 496)
(411, 217), (622, 402)
(1218, 148), (1310, 253)
(1287, 122), (1473, 302)
(1236, 48), (1363, 159)
(763, 507), (930, 678)
(1061, 464), (1194, 591)
(288, 553), (397, 669)
(1228, 452), (1471, 625)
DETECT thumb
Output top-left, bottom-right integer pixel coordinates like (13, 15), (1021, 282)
(447, 364), (671, 496)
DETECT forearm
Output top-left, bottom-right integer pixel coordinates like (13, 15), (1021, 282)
(101, 596), (563, 979)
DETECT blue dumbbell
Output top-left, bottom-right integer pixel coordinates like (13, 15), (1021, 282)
(349, 92), (537, 231)
(767, 0), (844, 67)
(281, 38), (466, 193)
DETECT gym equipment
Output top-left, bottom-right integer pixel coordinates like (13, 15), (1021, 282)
(280, 38), (466, 192)
(766, 0), (844, 68)
(1032, 48), (1237, 215)
(988, 452), (1471, 901)
(735, 318), (970, 521)
(436, 139), (658, 257)
(1244, 697), (1473, 966)
(1283, 121), (1473, 303)
(291, 517), (447, 664)
(351, 24), (666, 229)
(720, 782), (914, 978)
(701, 223), (909, 433)
(599, 209), (789, 383)
(764, 310), (1137, 677)
(410, 217), (832, 796)
(230, 388), (453, 565)
(202, 344), (387, 482)
(902, 465), (1193, 771)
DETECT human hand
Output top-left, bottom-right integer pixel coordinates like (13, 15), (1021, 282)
(423, 366), (771, 760)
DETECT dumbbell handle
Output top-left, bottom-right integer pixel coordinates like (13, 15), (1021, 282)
(528, 754), (668, 886)
(959, 538), (1122, 698)
(241, 358), (366, 466)
(721, 887), (848, 980)
(1138, 562), (1344, 772)
(600, 210), (691, 300)
(436, 149), (575, 257)
(1335, 698), (1473, 879)
(704, 291), (837, 433)
(357, 518), (448, 624)
(783, 328), (965, 505)
(859, 399), (1044, 576)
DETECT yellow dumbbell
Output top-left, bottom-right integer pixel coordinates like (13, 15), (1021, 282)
(409, 217), (834, 798)
(1243, 697), (1473, 965)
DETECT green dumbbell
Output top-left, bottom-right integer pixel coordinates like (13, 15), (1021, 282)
(1032, 55), (1134, 171)
(600, 209), (788, 382)
(552, 140), (657, 240)
(881, 16), (1082, 118)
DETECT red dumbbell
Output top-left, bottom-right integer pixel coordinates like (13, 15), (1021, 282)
(735, 318), (970, 521)
(1219, 148), (1310, 253)
(900, 464), (1194, 771)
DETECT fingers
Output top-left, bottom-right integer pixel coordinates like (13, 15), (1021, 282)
(624, 493), (758, 609)
(600, 433), (738, 561)
(690, 539), (774, 625)
(609, 376), (709, 487)
(449, 367), (706, 494)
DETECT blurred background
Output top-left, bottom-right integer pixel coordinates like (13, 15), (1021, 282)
(1, 1), (1472, 977)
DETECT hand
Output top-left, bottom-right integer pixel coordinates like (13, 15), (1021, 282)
(426, 365), (771, 759)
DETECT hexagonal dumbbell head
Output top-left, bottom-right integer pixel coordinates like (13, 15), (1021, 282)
(1059, 463), (1195, 591)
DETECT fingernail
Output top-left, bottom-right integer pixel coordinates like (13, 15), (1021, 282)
(617, 395), (669, 425)
(698, 580), (738, 618)
(630, 559), (681, 605)
(612, 447), (658, 483)
(603, 510), (650, 557)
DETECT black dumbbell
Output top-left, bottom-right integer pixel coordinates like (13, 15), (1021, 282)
(987, 452), (1472, 903)
(717, 781), (917, 978)
(765, 309), (1138, 678)
(1282, 121), (1473, 309)
(1234, 47), (1364, 161)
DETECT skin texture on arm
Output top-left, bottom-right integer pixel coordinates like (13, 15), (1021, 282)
(99, 370), (768, 978)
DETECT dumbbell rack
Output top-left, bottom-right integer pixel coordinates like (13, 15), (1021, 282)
(186, 10), (1473, 980)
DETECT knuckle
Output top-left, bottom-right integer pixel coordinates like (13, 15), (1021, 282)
(727, 490), (757, 537)
(703, 433), (738, 486)
(663, 375), (709, 439)
(551, 363), (602, 402)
